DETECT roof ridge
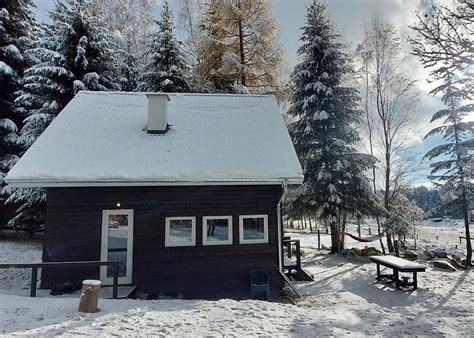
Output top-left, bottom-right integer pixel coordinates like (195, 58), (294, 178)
(77, 91), (275, 98)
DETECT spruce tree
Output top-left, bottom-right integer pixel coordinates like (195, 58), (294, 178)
(410, 2), (473, 266)
(137, 1), (190, 92)
(15, 0), (119, 148)
(287, 1), (381, 253)
(0, 0), (37, 230)
(8, 0), (119, 235)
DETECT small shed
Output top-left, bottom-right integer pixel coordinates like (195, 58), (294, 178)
(6, 91), (303, 298)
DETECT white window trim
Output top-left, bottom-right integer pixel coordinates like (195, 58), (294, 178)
(100, 209), (134, 285)
(165, 216), (196, 247)
(239, 214), (269, 244)
(202, 216), (233, 246)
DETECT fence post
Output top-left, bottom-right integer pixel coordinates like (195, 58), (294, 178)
(30, 266), (38, 297)
(295, 239), (301, 278)
(112, 263), (118, 299)
(317, 229), (321, 251)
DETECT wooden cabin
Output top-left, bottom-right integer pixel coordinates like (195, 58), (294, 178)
(6, 91), (303, 298)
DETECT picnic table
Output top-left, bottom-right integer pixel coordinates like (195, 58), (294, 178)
(370, 255), (426, 290)
(459, 236), (472, 244)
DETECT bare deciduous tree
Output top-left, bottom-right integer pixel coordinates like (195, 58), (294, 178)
(355, 14), (420, 253)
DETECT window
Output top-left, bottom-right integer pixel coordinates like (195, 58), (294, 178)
(202, 216), (233, 245)
(165, 217), (196, 247)
(239, 215), (268, 244)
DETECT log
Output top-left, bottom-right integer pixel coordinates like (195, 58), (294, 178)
(79, 279), (101, 313)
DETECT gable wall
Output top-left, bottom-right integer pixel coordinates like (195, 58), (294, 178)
(41, 185), (284, 298)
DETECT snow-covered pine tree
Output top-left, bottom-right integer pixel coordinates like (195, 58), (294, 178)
(117, 40), (140, 91)
(137, 1), (191, 92)
(287, 1), (381, 253)
(0, 0), (37, 230)
(410, 1), (473, 266)
(8, 0), (119, 236)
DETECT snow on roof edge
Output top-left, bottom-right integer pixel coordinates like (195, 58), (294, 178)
(77, 90), (277, 98)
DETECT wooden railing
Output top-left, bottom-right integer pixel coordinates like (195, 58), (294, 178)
(283, 239), (301, 272)
(0, 260), (119, 298)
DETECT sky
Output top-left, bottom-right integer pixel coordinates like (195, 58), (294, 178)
(33, 0), (453, 186)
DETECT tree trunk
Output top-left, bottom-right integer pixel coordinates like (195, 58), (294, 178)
(463, 195), (472, 266)
(384, 142), (394, 253)
(377, 222), (386, 255)
(394, 239), (400, 257)
(237, 1), (246, 86)
(386, 233), (394, 253)
(330, 220), (340, 253)
(78, 280), (101, 313)
(449, 90), (471, 266)
(357, 216), (361, 237)
(339, 213), (347, 251)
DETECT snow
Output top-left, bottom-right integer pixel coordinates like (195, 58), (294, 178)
(0, 239), (42, 290)
(0, 61), (15, 76)
(82, 280), (101, 286)
(6, 91), (303, 186)
(1, 222), (472, 336)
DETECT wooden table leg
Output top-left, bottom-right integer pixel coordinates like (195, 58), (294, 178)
(413, 272), (417, 290)
(376, 263), (381, 281)
(394, 269), (400, 289)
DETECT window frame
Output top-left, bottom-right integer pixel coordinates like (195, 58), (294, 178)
(165, 216), (196, 247)
(202, 215), (233, 246)
(239, 214), (269, 244)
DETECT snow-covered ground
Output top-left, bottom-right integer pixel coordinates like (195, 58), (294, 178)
(0, 238), (42, 289)
(289, 220), (468, 257)
(0, 222), (472, 336)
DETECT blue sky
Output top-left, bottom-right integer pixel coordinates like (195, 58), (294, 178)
(34, 0), (449, 186)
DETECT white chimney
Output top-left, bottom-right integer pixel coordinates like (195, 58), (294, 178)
(146, 93), (170, 134)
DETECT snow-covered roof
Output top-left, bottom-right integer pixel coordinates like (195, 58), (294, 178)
(6, 91), (303, 187)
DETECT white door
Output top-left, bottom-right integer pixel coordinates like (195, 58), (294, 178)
(101, 209), (134, 285)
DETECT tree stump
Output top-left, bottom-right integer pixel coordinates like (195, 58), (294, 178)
(79, 279), (101, 313)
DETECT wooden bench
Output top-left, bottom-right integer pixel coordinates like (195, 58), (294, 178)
(370, 256), (426, 290)
(459, 236), (472, 244)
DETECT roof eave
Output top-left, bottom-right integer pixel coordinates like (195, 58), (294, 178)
(5, 177), (304, 188)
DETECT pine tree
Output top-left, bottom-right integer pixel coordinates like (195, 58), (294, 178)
(8, 0), (119, 235)
(0, 0), (37, 230)
(195, 0), (283, 93)
(137, 1), (191, 93)
(16, 0), (119, 148)
(410, 2), (473, 266)
(287, 1), (381, 253)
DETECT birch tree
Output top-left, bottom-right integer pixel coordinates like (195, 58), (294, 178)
(355, 15), (419, 253)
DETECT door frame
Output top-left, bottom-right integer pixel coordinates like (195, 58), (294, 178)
(100, 209), (134, 285)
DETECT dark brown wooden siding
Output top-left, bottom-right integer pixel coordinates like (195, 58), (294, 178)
(42, 185), (284, 298)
